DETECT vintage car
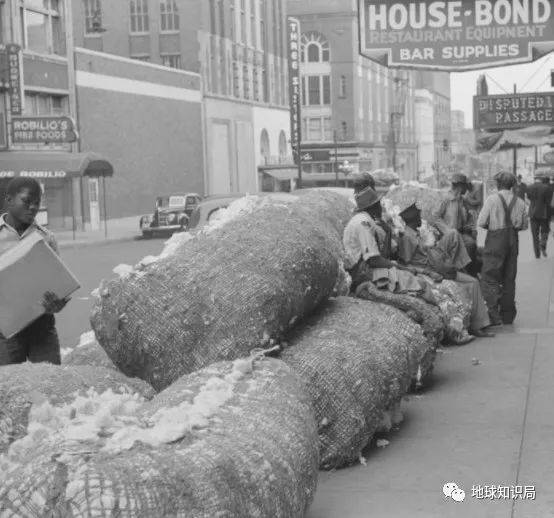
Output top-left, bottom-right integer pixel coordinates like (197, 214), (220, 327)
(186, 193), (246, 232)
(140, 193), (202, 238)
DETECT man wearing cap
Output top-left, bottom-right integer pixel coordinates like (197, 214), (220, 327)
(478, 172), (528, 326)
(434, 173), (477, 271)
(397, 203), (493, 338)
(525, 175), (550, 259)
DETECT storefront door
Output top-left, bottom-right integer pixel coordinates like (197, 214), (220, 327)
(88, 178), (100, 231)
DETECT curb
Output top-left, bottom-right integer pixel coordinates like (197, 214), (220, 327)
(58, 235), (141, 250)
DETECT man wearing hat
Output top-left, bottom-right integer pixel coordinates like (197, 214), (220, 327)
(478, 172), (528, 326)
(434, 173), (477, 270)
(526, 175), (551, 258)
(352, 172), (376, 194)
(397, 202), (494, 338)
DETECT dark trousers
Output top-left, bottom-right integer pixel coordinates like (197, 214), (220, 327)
(0, 314), (61, 366)
(530, 218), (549, 258)
(480, 229), (519, 324)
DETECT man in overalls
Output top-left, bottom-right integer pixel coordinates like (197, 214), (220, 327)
(477, 172), (528, 326)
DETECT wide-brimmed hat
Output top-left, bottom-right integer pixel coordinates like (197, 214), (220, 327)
(355, 186), (382, 211)
(352, 172), (375, 193)
(451, 173), (473, 190)
(399, 202), (421, 222)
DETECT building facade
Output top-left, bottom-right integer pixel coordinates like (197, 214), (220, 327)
(415, 89), (434, 183)
(72, 0), (292, 195)
(288, 0), (418, 184)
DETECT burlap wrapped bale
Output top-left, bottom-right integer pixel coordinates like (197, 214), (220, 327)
(91, 191), (353, 391)
(63, 331), (117, 370)
(0, 363), (154, 454)
(0, 358), (319, 518)
(385, 182), (448, 220)
(281, 296), (435, 470)
(355, 281), (444, 345)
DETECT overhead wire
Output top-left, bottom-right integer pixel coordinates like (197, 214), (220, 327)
(520, 55), (552, 92)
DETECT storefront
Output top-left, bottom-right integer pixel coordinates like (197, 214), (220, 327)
(0, 151), (113, 231)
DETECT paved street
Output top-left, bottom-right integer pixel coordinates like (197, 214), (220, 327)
(56, 237), (165, 349)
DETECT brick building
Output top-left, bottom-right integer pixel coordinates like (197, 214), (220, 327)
(72, 0), (293, 194)
(0, 0), (204, 230)
(288, 0), (418, 184)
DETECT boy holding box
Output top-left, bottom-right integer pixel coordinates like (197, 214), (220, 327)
(0, 177), (69, 365)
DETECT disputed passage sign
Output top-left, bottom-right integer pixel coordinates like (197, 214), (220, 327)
(474, 92), (554, 130)
(358, 0), (554, 70)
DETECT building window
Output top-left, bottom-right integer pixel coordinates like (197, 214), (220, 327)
(209, 0), (216, 34)
(260, 129), (270, 163)
(130, 0), (149, 34)
(278, 130), (287, 160)
(230, 2), (235, 41)
(160, 0), (178, 32)
(259, 0), (265, 50)
(240, 0), (246, 44)
(303, 75), (330, 106)
(84, 0), (102, 34)
(20, 0), (64, 55)
(250, 0), (256, 48)
(341, 121), (347, 139)
(23, 92), (69, 116)
(161, 54), (181, 69)
(339, 75), (346, 98)
(217, 0), (225, 38)
(302, 116), (332, 142)
(301, 32), (329, 63)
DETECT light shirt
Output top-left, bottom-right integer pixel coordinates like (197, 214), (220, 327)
(0, 213), (59, 256)
(435, 191), (468, 232)
(343, 212), (384, 270)
(477, 190), (528, 231)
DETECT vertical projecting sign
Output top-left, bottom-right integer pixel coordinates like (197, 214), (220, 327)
(287, 17), (302, 167)
(7, 44), (23, 115)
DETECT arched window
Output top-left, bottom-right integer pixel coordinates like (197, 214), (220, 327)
(301, 32), (330, 63)
(278, 130), (287, 160)
(260, 129), (270, 164)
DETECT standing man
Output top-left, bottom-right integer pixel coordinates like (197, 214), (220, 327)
(526, 176), (551, 258)
(514, 174), (527, 200)
(478, 172), (528, 326)
(434, 173), (477, 271)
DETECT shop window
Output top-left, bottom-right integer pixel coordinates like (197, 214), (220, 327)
(160, 0), (179, 32)
(161, 54), (181, 69)
(130, 0), (149, 34)
(84, 0), (102, 34)
(260, 129), (270, 164)
(278, 130), (287, 160)
(23, 92), (69, 116)
(20, 0), (64, 55)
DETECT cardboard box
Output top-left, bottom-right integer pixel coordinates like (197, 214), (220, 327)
(0, 231), (80, 338)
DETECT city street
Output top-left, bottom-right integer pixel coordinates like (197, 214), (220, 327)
(56, 238), (165, 349)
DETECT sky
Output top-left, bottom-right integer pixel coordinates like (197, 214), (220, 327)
(450, 53), (554, 128)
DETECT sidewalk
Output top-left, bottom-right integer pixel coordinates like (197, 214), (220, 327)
(307, 230), (554, 518)
(55, 216), (141, 249)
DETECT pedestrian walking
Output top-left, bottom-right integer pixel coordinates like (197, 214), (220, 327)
(0, 177), (69, 365)
(478, 172), (528, 326)
(526, 176), (551, 258)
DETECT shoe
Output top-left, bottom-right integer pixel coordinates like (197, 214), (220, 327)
(471, 329), (496, 338)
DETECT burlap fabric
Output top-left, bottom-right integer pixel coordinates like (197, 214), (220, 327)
(0, 363), (154, 454)
(0, 358), (319, 518)
(90, 191), (352, 391)
(63, 336), (117, 370)
(355, 281), (444, 346)
(384, 183), (448, 220)
(281, 297), (435, 470)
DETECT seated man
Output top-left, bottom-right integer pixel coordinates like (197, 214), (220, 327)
(397, 203), (494, 338)
(433, 173), (477, 272)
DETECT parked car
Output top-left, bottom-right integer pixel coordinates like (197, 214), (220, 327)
(186, 193), (246, 232)
(140, 193), (202, 238)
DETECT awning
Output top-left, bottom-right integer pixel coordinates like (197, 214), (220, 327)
(0, 151), (114, 180)
(262, 168), (298, 181)
(476, 126), (554, 153)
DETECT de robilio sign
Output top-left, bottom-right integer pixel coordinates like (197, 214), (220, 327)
(358, 0), (554, 70)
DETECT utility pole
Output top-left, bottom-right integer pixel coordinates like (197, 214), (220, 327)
(513, 83), (517, 176)
(389, 75), (407, 174)
(334, 129), (338, 187)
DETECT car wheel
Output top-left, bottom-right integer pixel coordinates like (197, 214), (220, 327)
(142, 230), (153, 239)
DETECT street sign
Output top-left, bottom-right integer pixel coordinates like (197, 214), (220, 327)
(358, 0), (554, 71)
(474, 92), (554, 130)
(299, 150), (330, 163)
(11, 116), (78, 144)
(287, 17), (302, 164)
(6, 44), (23, 115)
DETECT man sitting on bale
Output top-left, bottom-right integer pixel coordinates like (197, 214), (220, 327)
(434, 173), (478, 274)
(397, 203), (494, 339)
